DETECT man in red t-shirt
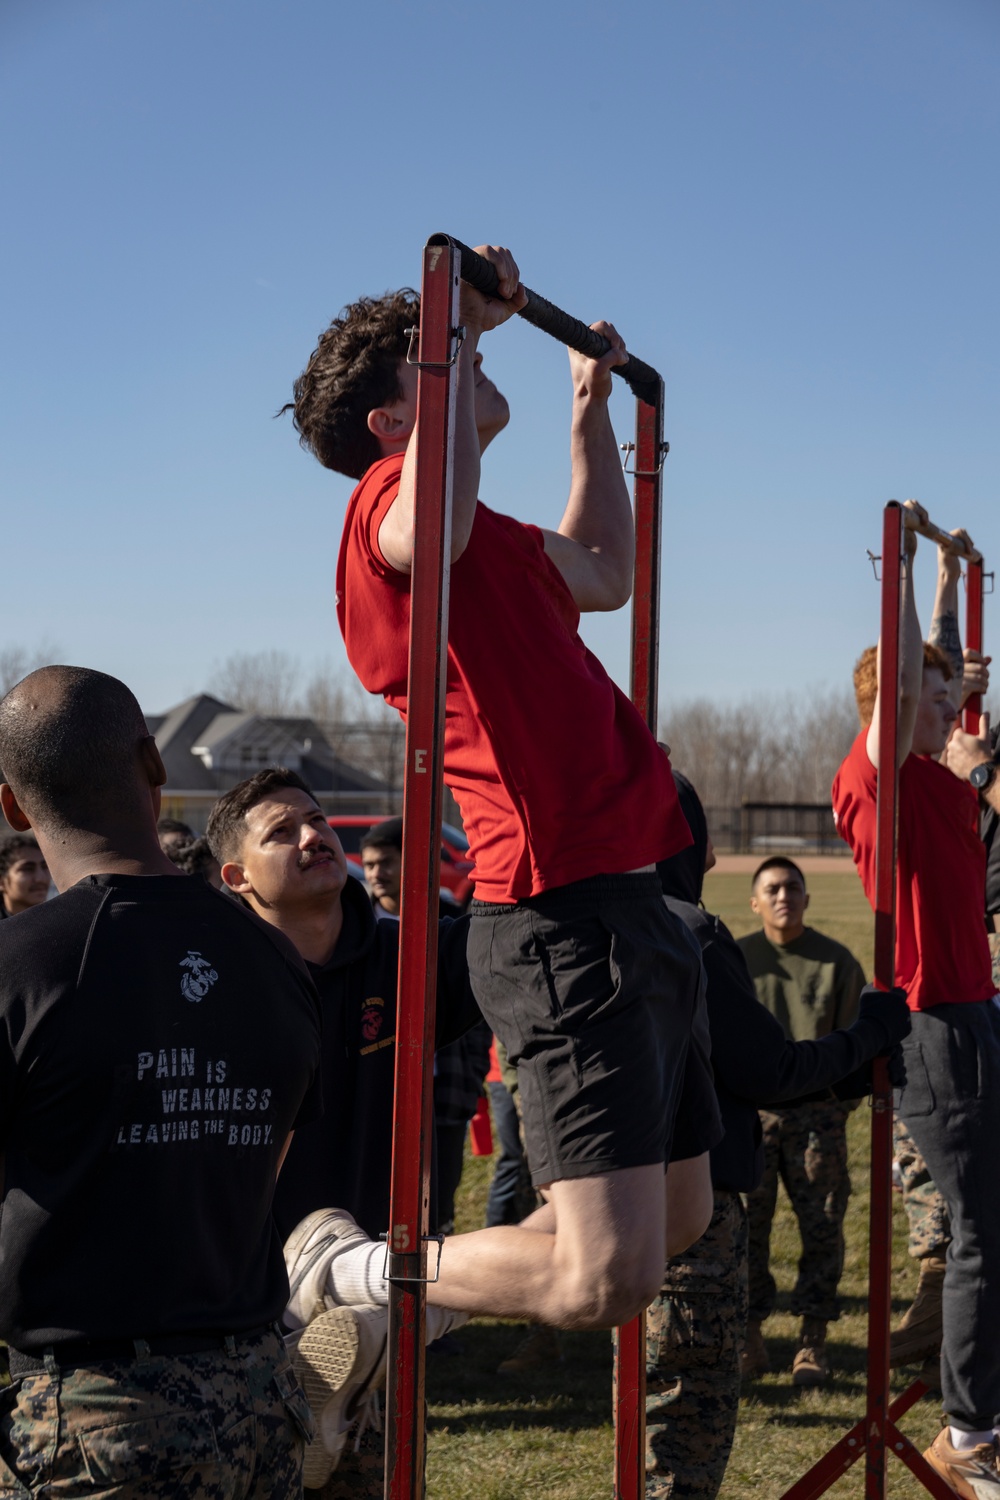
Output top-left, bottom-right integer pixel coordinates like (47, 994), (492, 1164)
(832, 501), (1000, 1494)
(282, 245), (720, 1337)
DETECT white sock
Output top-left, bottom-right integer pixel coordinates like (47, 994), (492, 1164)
(950, 1426), (994, 1450)
(326, 1240), (390, 1307)
(426, 1304), (469, 1343)
(321, 1245), (471, 1334)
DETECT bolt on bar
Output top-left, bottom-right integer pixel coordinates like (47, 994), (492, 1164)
(386, 235), (667, 1500)
(780, 500), (978, 1500)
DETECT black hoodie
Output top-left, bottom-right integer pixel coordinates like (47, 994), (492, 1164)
(658, 775), (890, 1192)
(272, 875), (481, 1239)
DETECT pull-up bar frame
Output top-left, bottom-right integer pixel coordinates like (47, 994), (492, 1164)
(780, 499), (984, 1500)
(383, 234), (666, 1499)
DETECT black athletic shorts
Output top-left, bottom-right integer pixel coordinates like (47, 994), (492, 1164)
(468, 872), (713, 1187)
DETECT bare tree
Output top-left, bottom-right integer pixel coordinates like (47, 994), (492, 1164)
(662, 685), (860, 809)
(0, 641), (63, 697)
(304, 662), (405, 790)
(208, 650), (302, 716)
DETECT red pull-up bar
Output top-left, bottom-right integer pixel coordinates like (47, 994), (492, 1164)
(781, 500), (984, 1500)
(384, 234), (666, 1500)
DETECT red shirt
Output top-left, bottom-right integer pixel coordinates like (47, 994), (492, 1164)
(831, 729), (995, 1010)
(336, 455), (691, 903)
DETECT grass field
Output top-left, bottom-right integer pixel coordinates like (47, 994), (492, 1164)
(425, 865), (943, 1499)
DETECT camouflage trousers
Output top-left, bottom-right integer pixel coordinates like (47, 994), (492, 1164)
(0, 1325), (310, 1497)
(893, 1116), (951, 1260)
(643, 1190), (748, 1499)
(746, 1101), (851, 1324)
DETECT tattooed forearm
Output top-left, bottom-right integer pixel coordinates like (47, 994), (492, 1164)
(929, 610), (964, 678)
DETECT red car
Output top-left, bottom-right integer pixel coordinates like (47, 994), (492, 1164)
(325, 816), (474, 904)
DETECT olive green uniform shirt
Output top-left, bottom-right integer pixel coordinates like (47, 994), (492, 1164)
(737, 927), (865, 1042)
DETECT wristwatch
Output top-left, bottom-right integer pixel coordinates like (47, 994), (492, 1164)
(969, 758), (999, 792)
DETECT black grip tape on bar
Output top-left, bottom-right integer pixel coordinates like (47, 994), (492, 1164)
(430, 234), (662, 407)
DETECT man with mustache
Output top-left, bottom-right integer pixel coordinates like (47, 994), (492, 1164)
(206, 768), (479, 1490)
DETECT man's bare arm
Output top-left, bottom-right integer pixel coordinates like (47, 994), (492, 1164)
(928, 527), (975, 709)
(541, 321), (633, 612)
(867, 501), (924, 769)
(378, 246), (526, 574)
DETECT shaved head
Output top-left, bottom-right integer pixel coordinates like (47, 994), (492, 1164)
(0, 666), (155, 832)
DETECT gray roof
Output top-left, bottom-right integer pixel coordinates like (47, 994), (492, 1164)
(145, 693), (384, 794)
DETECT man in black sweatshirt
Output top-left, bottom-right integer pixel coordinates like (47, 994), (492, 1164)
(643, 774), (910, 1500)
(207, 768), (481, 1491)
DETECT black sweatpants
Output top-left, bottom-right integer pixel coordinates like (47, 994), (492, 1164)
(896, 999), (1000, 1430)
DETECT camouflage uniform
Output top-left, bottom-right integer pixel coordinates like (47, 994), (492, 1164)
(989, 931), (1000, 994)
(893, 1116), (951, 1261)
(491, 1038), (543, 1224)
(643, 1190), (748, 1499)
(746, 1100), (851, 1324)
(0, 1326), (310, 1497)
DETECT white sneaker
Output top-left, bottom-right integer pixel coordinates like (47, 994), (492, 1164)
(291, 1305), (388, 1489)
(283, 1208), (375, 1329)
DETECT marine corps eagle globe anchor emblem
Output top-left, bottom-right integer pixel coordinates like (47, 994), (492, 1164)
(180, 950), (219, 1002)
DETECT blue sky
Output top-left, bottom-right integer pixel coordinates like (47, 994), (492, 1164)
(2, 0), (998, 722)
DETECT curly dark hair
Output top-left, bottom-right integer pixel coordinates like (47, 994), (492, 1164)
(279, 289), (419, 480)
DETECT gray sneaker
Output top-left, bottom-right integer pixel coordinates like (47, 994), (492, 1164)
(291, 1304), (388, 1489)
(283, 1208), (375, 1329)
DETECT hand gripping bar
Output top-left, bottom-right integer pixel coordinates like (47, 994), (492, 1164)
(901, 503), (982, 563)
(431, 234), (663, 407)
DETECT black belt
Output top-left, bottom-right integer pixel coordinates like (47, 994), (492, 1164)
(7, 1322), (277, 1378)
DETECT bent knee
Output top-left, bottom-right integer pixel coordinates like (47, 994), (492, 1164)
(548, 1258), (663, 1330)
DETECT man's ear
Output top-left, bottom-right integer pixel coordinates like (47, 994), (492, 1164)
(139, 736), (167, 790)
(221, 860), (252, 896)
(366, 401), (415, 450)
(803, 892), (811, 912)
(749, 892), (760, 917)
(0, 784), (31, 833)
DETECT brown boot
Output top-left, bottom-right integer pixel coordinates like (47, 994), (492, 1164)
(890, 1255), (946, 1367)
(918, 1353), (942, 1395)
(497, 1324), (564, 1375)
(792, 1318), (830, 1387)
(740, 1320), (770, 1379)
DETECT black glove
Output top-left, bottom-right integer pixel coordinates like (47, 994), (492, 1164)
(885, 1044), (906, 1088)
(856, 983), (911, 1051)
(831, 1046), (906, 1101)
